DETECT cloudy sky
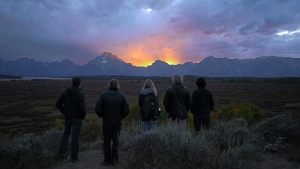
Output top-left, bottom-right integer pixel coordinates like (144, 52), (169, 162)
(1, 0), (300, 66)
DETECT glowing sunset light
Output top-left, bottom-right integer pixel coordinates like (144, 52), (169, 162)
(163, 50), (180, 65)
(111, 34), (183, 66)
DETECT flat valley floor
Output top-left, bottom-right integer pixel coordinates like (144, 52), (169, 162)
(0, 78), (299, 138)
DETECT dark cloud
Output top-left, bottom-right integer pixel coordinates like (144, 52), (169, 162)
(0, 0), (299, 65)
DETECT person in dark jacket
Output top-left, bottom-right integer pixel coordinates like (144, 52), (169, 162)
(163, 74), (192, 128)
(191, 77), (214, 133)
(95, 79), (129, 166)
(56, 76), (86, 162)
(139, 79), (160, 131)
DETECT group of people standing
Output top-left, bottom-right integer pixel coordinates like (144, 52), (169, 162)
(55, 73), (214, 166)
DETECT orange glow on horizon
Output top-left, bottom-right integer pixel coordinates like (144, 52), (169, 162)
(113, 36), (182, 67)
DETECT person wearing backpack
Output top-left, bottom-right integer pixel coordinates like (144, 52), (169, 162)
(139, 79), (160, 131)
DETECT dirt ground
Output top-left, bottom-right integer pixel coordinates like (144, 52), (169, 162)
(48, 150), (125, 169)
(49, 149), (300, 169)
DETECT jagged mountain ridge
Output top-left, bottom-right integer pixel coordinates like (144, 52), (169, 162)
(0, 53), (300, 77)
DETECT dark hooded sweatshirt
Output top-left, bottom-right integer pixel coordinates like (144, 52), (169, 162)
(95, 89), (129, 125)
(56, 86), (86, 119)
(163, 83), (192, 120)
(191, 87), (214, 118)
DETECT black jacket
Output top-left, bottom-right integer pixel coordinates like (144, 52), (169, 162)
(191, 87), (214, 118)
(95, 89), (129, 125)
(56, 86), (86, 119)
(163, 83), (192, 119)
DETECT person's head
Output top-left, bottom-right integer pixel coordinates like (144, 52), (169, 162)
(72, 76), (81, 87)
(107, 79), (120, 90)
(141, 79), (157, 96)
(172, 73), (183, 84)
(196, 77), (206, 88)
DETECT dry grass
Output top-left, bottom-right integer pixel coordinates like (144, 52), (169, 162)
(0, 78), (299, 139)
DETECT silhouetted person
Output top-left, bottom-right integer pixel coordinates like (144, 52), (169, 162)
(163, 74), (192, 128)
(56, 76), (86, 162)
(95, 79), (129, 166)
(139, 79), (160, 131)
(191, 77), (214, 134)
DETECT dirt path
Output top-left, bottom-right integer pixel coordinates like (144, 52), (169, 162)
(49, 149), (300, 169)
(49, 150), (125, 169)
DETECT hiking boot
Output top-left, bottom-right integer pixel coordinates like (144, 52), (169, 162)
(100, 159), (112, 166)
(113, 156), (119, 165)
(70, 157), (80, 162)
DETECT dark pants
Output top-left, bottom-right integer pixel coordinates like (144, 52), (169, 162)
(102, 124), (121, 162)
(59, 118), (82, 159)
(193, 116), (210, 132)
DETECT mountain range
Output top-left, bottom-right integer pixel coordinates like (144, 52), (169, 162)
(0, 52), (300, 77)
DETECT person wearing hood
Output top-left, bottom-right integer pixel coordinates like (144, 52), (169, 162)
(56, 76), (86, 162)
(95, 79), (129, 166)
(139, 79), (160, 131)
(163, 74), (192, 128)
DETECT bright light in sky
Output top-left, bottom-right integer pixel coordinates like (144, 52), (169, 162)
(277, 29), (300, 35)
(142, 8), (152, 12)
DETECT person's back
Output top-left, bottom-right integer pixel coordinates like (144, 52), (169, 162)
(56, 76), (86, 162)
(139, 79), (160, 131)
(164, 82), (191, 119)
(57, 86), (86, 119)
(95, 79), (129, 166)
(192, 87), (214, 118)
(97, 89), (128, 125)
(191, 77), (214, 132)
(163, 74), (192, 126)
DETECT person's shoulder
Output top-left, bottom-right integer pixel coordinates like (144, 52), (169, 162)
(192, 88), (199, 93)
(117, 91), (126, 97)
(183, 86), (190, 91)
(101, 90), (110, 95)
(184, 86), (190, 89)
(166, 85), (174, 91)
(204, 88), (211, 92)
(78, 89), (85, 95)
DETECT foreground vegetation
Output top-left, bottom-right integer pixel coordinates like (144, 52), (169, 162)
(0, 104), (299, 168)
(0, 78), (299, 168)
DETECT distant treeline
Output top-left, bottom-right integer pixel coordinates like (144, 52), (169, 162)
(75, 75), (300, 83)
(0, 74), (21, 79)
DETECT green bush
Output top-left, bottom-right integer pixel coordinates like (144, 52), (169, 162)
(215, 103), (266, 125)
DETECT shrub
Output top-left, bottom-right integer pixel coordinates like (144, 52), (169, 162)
(119, 119), (255, 169)
(0, 128), (62, 169)
(252, 114), (300, 159)
(215, 103), (266, 125)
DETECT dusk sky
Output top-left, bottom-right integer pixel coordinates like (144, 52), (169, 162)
(1, 0), (300, 66)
